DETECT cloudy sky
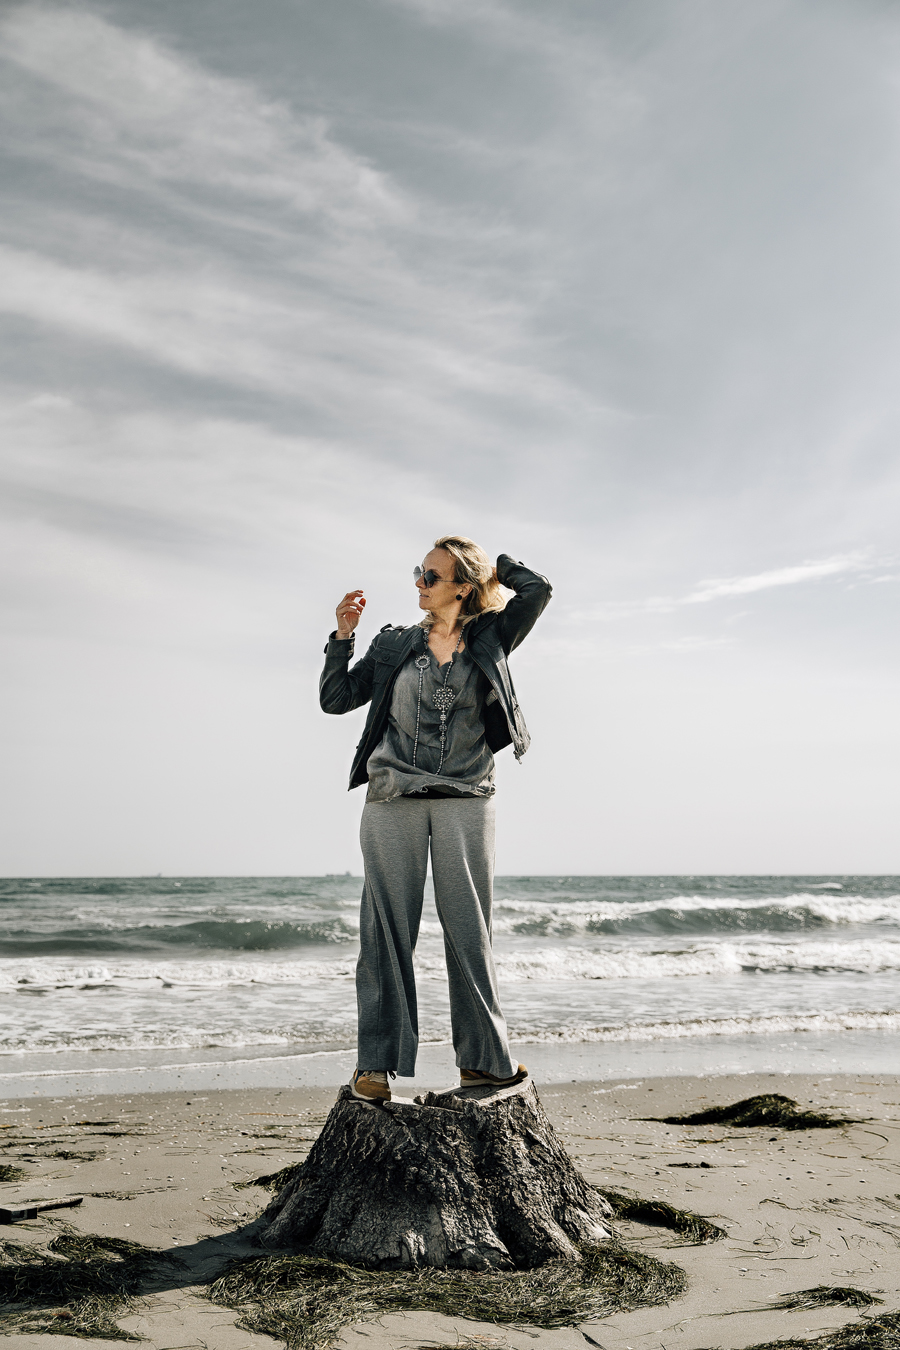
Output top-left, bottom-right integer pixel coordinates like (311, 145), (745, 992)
(2, 0), (898, 876)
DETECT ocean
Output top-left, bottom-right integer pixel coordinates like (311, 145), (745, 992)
(1, 875), (899, 1094)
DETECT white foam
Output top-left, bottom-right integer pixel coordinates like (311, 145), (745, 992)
(487, 939), (900, 981)
(3, 1009), (898, 1058)
(4, 937), (900, 990)
(0, 958), (356, 991)
(514, 1009), (900, 1043)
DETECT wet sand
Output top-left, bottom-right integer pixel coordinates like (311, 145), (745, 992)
(2, 1072), (899, 1350)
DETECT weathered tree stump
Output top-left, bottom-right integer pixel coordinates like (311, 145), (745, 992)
(259, 1079), (613, 1270)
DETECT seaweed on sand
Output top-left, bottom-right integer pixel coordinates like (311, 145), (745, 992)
(651, 1094), (863, 1130)
(769, 1288), (884, 1311)
(48, 1150), (104, 1162)
(595, 1188), (726, 1244)
(702, 1309), (900, 1350)
(207, 1241), (687, 1350)
(0, 1231), (184, 1340)
(0, 1165), (27, 1183)
(237, 1162), (307, 1192)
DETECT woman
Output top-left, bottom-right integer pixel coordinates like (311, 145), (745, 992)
(320, 536), (551, 1103)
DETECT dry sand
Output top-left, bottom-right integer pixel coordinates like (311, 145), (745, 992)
(2, 1071), (898, 1350)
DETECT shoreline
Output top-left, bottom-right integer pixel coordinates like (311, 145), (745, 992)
(2, 1071), (899, 1348)
(2, 1025), (898, 1098)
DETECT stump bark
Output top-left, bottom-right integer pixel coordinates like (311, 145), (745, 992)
(259, 1079), (613, 1270)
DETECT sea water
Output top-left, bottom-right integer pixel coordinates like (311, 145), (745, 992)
(1, 875), (898, 1093)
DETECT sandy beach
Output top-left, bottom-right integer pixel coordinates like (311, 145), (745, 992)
(2, 1071), (898, 1350)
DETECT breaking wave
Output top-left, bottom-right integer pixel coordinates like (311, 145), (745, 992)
(491, 892), (900, 937)
(4, 937), (900, 992)
(0, 918), (357, 956)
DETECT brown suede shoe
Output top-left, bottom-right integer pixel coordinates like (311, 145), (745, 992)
(350, 1069), (392, 1102)
(460, 1064), (528, 1088)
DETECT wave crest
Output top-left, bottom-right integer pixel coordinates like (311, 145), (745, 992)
(490, 893), (900, 937)
(5, 937), (900, 990)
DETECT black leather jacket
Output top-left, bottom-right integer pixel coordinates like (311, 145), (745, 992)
(319, 554), (552, 790)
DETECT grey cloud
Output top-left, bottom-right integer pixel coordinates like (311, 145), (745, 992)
(0, 7), (409, 227)
(0, 3), (602, 497)
(0, 477), (236, 557)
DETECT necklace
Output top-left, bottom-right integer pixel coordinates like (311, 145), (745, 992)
(411, 626), (464, 774)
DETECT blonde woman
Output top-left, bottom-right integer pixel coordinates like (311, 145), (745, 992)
(320, 537), (551, 1103)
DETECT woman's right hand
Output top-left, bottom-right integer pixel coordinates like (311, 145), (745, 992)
(336, 589), (366, 639)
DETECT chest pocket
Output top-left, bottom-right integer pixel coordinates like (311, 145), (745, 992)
(372, 647), (404, 683)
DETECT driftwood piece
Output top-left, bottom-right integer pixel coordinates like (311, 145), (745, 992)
(259, 1079), (612, 1270)
(0, 1195), (83, 1223)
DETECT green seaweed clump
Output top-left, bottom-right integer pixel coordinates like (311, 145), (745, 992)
(0, 1231), (183, 1340)
(652, 1093), (862, 1131)
(208, 1241), (687, 1350)
(0, 1165), (27, 1184)
(595, 1188), (726, 1243)
(715, 1309), (900, 1350)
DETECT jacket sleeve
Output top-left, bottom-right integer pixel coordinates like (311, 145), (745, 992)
(493, 554), (552, 654)
(319, 632), (379, 714)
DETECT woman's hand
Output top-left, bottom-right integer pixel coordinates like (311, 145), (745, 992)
(336, 589), (366, 639)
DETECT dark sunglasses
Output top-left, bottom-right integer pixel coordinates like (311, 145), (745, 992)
(413, 565), (446, 587)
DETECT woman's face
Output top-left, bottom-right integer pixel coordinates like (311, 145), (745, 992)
(415, 547), (458, 610)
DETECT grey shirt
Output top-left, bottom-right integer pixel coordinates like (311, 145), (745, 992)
(366, 636), (495, 802)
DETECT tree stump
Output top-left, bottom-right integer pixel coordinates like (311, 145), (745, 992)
(259, 1079), (613, 1270)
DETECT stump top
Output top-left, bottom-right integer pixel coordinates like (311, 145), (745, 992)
(424, 1078), (534, 1109)
(336, 1077), (535, 1115)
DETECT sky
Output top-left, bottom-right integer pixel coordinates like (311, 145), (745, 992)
(1, 0), (899, 876)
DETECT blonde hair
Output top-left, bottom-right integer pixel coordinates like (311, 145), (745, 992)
(421, 535), (506, 626)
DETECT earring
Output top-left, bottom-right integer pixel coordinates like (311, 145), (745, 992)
(456, 593), (463, 600)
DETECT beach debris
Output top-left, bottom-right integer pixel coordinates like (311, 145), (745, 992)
(812, 1195), (900, 1245)
(86, 1128), (148, 1138)
(710, 1309), (900, 1350)
(238, 1162), (307, 1192)
(595, 1188), (726, 1243)
(649, 1093), (864, 1130)
(0, 1165), (28, 1184)
(47, 1150), (104, 1162)
(404, 1343), (508, 1350)
(770, 1286), (884, 1310)
(668, 1161), (714, 1168)
(207, 1240), (687, 1350)
(256, 1079), (613, 1269)
(0, 1230), (184, 1340)
(0, 1195), (83, 1223)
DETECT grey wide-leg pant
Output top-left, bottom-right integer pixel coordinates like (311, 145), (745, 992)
(356, 795), (517, 1079)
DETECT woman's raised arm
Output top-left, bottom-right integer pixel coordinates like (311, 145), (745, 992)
(494, 555), (552, 653)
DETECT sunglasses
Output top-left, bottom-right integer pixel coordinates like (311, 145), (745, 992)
(413, 565), (452, 587)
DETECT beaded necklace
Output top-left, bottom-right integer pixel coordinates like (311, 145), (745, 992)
(411, 625), (464, 774)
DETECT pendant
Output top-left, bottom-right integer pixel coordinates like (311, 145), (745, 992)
(433, 687), (456, 713)
(414, 654), (430, 671)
